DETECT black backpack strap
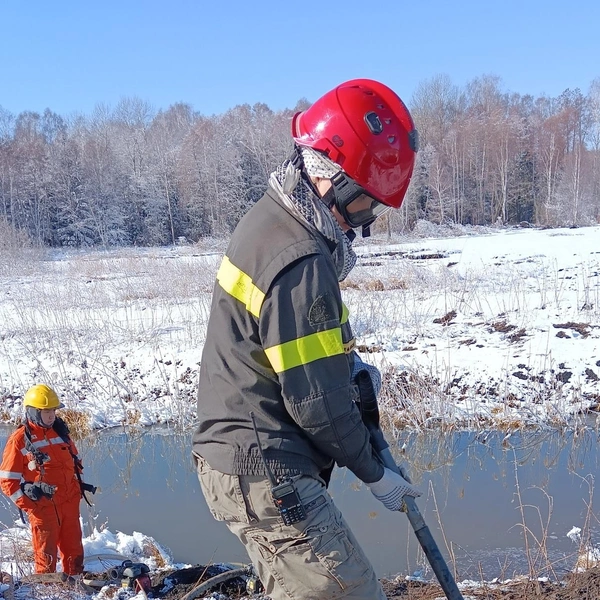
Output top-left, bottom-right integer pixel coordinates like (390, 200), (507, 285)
(23, 423), (49, 468)
(53, 418), (96, 505)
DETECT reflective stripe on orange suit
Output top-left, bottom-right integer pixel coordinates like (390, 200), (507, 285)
(0, 422), (84, 574)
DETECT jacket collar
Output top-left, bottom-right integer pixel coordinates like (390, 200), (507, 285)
(263, 185), (338, 254)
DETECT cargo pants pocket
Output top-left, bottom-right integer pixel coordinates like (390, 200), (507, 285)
(247, 501), (373, 599)
(195, 455), (252, 524)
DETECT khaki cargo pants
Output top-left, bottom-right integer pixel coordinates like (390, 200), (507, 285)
(195, 455), (386, 600)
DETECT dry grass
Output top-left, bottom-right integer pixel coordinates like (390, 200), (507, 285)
(124, 408), (142, 426)
(0, 524), (35, 580)
(374, 361), (592, 434)
(59, 409), (93, 441)
(0, 409), (13, 423)
(1, 232), (598, 435)
(141, 538), (168, 569)
(340, 275), (409, 291)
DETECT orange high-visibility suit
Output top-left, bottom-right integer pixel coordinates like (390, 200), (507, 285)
(0, 422), (84, 575)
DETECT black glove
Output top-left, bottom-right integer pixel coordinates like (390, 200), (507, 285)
(22, 482), (56, 501)
(81, 482), (97, 495)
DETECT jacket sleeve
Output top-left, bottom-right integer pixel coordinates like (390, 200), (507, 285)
(0, 432), (37, 511)
(259, 253), (384, 484)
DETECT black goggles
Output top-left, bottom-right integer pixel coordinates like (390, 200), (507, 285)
(329, 172), (390, 228)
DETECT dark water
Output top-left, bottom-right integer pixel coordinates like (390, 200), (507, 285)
(1, 426), (598, 581)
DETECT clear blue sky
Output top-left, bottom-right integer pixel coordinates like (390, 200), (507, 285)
(2, 0), (599, 118)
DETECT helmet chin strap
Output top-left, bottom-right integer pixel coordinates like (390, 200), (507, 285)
(321, 181), (373, 238)
(321, 186), (336, 210)
(330, 172), (376, 238)
(294, 146), (373, 239)
(329, 172), (364, 219)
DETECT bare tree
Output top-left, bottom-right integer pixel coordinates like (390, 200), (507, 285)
(2, 76), (600, 247)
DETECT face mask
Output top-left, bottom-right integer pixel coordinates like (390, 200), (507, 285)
(26, 406), (52, 428)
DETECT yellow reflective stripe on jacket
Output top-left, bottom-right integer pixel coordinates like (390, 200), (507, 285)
(340, 303), (355, 352)
(265, 327), (344, 374)
(217, 256), (265, 318)
(341, 303), (349, 324)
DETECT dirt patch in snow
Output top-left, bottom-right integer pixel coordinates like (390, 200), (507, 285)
(380, 568), (600, 599)
(143, 565), (600, 600)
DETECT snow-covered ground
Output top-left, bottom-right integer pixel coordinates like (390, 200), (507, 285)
(0, 523), (174, 579)
(346, 224), (600, 430)
(0, 224), (598, 431)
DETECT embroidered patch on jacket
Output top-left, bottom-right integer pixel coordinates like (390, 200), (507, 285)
(308, 294), (337, 326)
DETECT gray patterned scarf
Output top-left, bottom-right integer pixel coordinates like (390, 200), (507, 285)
(268, 147), (357, 281)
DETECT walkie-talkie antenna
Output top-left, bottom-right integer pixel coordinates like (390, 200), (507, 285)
(249, 411), (278, 486)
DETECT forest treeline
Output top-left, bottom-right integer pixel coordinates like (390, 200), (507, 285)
(1, 74), (599, 248)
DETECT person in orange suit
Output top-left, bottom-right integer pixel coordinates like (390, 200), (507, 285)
(0, 384), (84, 576)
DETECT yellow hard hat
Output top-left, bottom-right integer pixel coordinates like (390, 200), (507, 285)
(23, 384), (64, 409)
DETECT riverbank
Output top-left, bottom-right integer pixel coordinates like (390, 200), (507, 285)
(1, 225), (599, 432)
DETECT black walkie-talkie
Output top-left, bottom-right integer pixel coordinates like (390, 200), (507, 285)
(250, 412), (307, 526)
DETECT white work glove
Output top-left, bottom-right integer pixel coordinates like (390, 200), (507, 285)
(368, 467), (421, 511)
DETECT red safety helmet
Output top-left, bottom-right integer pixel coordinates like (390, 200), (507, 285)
(292, 79), (418, 227)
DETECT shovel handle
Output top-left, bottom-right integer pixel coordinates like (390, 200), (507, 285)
(354, 370), (463, 600)
(375, 445), (464, 600)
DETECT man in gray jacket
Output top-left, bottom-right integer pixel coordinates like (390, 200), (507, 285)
(193, 78), (420, 600)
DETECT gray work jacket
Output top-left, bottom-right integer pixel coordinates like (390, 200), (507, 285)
(192, 185), (384, 485)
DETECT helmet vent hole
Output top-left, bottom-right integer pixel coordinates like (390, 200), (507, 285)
(365, 112), (383, 135)
(387, 136), (396, 144)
